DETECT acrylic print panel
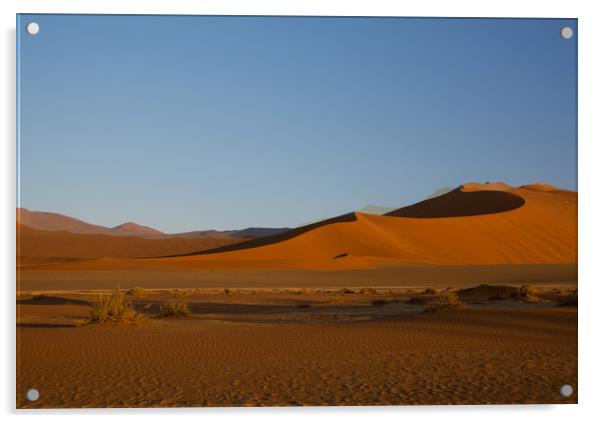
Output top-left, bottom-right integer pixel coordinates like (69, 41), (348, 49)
(16, 14), (577, 408)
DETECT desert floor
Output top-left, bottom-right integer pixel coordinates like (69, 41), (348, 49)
(17, 283), (577, 408)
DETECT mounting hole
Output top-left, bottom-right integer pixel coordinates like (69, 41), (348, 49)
(26, 22), (40, 35)
(560, 384), (573, 397)
(560, 26), (573, 40)
(26, 388), (39, 401)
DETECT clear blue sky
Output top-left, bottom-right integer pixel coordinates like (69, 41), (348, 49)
(17, 15), (577, 232)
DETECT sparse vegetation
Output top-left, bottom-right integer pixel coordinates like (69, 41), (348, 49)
(337, 288), (355, 294)
(407, 295), (426, 305)
(126, 287), (145, 297)
(514, 285), (540, 302)
(359, 287), (378, 295)
(423, 288), (437, 295)
(425, 291), (464, 312)
(159, 299), (191, 317)
(558, 289), (578, 307)
(89, 288), (143, 324)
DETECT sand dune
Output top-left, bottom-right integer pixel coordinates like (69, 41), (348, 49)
(20, 182), (577, 271)
(144, 184), (576, 270)
(17, 223), (248, 262)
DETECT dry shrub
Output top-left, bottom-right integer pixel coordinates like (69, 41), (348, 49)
(126, 287), (145, 297)
(359, 287), (378, 295)
(423, 288), (437, 295)
(425, 291), (464, 312)
(89, 288), (143, 324)
(407, 295), (426, 305)
(160, 299), (191, 317)
(514, 285), (540, 302)
(558, 289), (578, 307)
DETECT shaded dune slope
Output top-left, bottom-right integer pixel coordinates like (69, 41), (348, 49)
(385, 188), (525, 218)
(175, 213), (358, 257)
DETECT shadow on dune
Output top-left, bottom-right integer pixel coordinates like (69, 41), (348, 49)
(169, 212), (358, 257)
(385, 188), (525, 218)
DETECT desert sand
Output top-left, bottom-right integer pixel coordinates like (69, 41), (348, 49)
(16, 182), (578, 407)
(17, 287), (577, 407)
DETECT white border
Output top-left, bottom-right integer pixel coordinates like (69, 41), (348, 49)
(2, 1), (601, 422)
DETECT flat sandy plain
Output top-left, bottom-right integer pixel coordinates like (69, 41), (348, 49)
(17, 284), (577, 407)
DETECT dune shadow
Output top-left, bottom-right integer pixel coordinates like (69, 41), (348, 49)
(386, 188), (525, 218)
(165, 212), (357, 257)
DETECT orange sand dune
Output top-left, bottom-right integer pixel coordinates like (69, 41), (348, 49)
(34, 183), (576, 271)
(17, 224), (248, 262)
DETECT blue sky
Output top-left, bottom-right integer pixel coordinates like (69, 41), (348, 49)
(17, 15), (577, 232)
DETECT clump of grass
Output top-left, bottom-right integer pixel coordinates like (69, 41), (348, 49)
(423, 288), (437, 295)
(372, 299), (389, 306)
(558, 289), (578, 307)
(359, 287), (378, 295)
(126, 287), (145, 297)
(514, 285), (540, 302)
(407, 295), (426, 305)
(425, 291), (464, 312)
(159, 299), (191, 317)
(89, 288), (143, 324)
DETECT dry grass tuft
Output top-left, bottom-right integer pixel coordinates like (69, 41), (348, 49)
(558, 289), (578, 307)
(126, 287), (145, 297)
(425, 291), (465, 312)
(407, 295), (427, 305)
(159, 299), (191, 317)
(514, 285), (540, 302)
(89, 288), (144, 324)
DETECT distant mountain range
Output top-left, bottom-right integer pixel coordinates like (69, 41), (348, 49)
(17, 208), (291, 240)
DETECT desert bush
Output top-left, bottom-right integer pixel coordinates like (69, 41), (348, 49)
(89, 288), (142, 324)
(514, 285), (540, 302)
(558, 289), (578, 306)
(372, 299), (389, 306)
(159, 299), (191, 317)
(126, 287), (144, 297)
(425, 291), (464, 312)
(407, 295), (426, 305)
(359, 287), (378, 295)
(423, 288), (437, 295)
